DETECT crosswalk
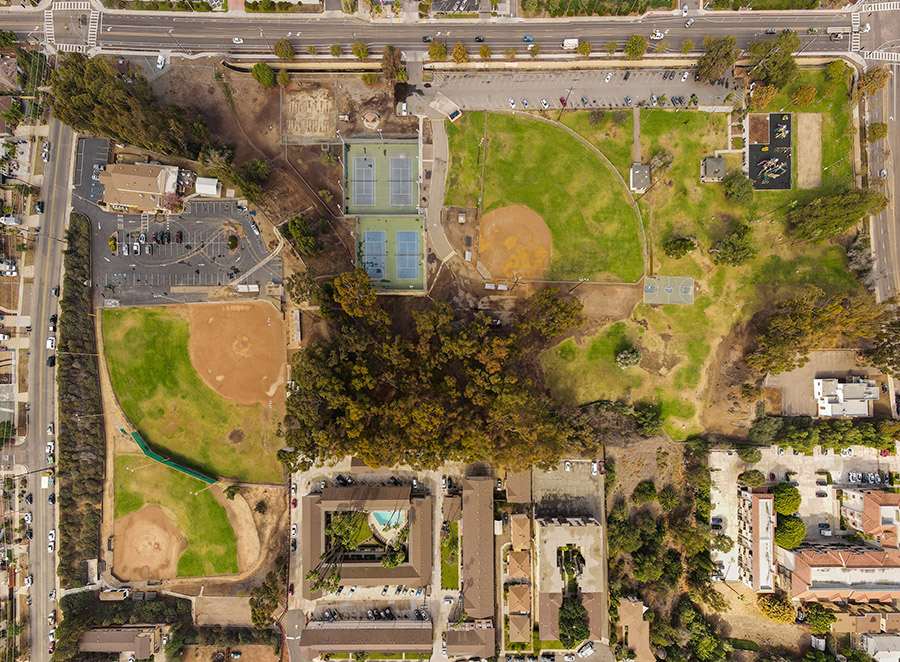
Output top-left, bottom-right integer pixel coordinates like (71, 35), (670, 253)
(851, 12), (860, 52)
(863, 50), (900, 62)
(860, 1), (900, 9)
(51, 1), (91, 8)
(42, 9), (54, 44)
(56, 42), (88, 52)
(87, 11), (100, 45)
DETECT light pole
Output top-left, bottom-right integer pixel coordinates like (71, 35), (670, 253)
(167, 28), (188, 55)
(192, 481), (219, 496)
(259, 27), (271, 52)
(377, 128), (384, 143)
(569, 277), (588, 293)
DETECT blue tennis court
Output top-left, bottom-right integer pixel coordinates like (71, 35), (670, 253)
(362, 230), (386, 279)
(396, 230), (419, 280)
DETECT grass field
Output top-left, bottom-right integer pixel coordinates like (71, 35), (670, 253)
(441, 521), (459, 590)
(445, 112), (643, 282)
(114, 454), (238, 577)
(103, 307), (281, 483)
(542, 80), (863, 438)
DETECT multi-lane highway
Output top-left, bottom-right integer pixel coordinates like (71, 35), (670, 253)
(24, 117), (75, 662)
(2, 7), (852, 54)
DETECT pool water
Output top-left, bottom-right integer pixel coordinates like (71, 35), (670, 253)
(372, 511), (402, 528)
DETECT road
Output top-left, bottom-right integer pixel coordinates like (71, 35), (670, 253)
(866, 8), (900, 302)
(25, 117), (74, 662)
(2, 7), (851, 54)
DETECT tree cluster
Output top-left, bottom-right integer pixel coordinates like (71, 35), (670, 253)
(589, 400), (664, 437)
(747, 414), (900, 454)
(773, 482), (801, 515)
(696, 35), (739, 83)
(55, 214), (105, 589)
(273, 38), (295, 60)
(281, 278), (590, 471)
(792, 84), (817, 107)
(252, 62), (276, 88)
(558, 594), (590, 648)
(858, 66), (891, 96)
(249, 555), (288, 629)
(615, 346), (642, 369)
(663, 236), (698, 259)
(381, 45), (407, 81)
(631, 480), (658, 505)
(738, 469), (766, 487)
(748, 31), (800, 89)
(788, 188), (887, 241)
(805, 602), (837, 635)
(711, 221), (756, 266)
(281, 215), (324, 256)
(50, 54), (209, 160)
(756, 593), (794, 623)
(746, 286), (885, 374)
(775, 514), (806, 549)
(723, 171), (754, 205)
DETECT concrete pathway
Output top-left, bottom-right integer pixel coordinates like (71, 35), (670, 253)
(632, 106), (641, 163)
(426, 120), (456, 261)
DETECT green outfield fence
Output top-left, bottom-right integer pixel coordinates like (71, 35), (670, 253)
(129, 431), (216, 484)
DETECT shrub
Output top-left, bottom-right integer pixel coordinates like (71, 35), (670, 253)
(451, 41), (468, 63)
(277, 69), (290, 87)
(711, 221), (756, 266)
(615, 347), (642, 370)
(577, 41), (591, 57)
(351, 41), (369, 59)
(228, 235), (238, 251)
(773, 482), (801, 515)
(361, 73), (380, 86)
(658, 487), (679, 511)
(868, 122), (888, 142)
(737, 446), (762, 464)
(806, 602), (837, 634)
(632, 480), (657, 505)
(775, 515), (806, 549)
(624, 34), (647, 60)
(330, 44), (343, 57)
(479, 44), (492, 60)
(251, 62), (276, 88)
(723, 171), (754, 205)
(757, 594), (794, 623)
(429, 40), (447, 61)
(504, 47), (517, 61)
(588, 109), (605, 126)
(737, 469), (766, 487)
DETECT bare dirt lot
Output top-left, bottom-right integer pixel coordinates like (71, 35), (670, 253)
(183, 645), (280, 662)
(748, 114), (770, 145)
(477, 205), (552, 280)
(114, 504), (186, 581)
(283, 82), (335, 139)
(182, 302), (287, 409)
(797, 112), (823, 190)
(708, 582), (807, 655)
(195, 597), (253, 627)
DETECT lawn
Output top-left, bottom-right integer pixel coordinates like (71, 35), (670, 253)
(102, 307), (281, 483)
(114, 454), (238, 577)
(542, 81), (864, 439)
(445, 111), (644, 282)
(441, 521), (459, 590)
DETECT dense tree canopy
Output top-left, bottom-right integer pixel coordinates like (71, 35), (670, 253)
(746, 286), (885, 374)
(723, 171), (754, 205)
(757, 594), (794, 623)
(738, 470), (766, 487)
(663, 236), (698, 259)
(866, 314), (900, 375)
(273, 38), (295, 60)
(806, 602), (837, 635)
(624, 35), (648, 60)
(737, 446), (762, 464)
(696, 35), (739, 82)
(747, 31), (800, 89)
(558, 595), (590, 648)
(281, 276), (590, 470)
(858, 66), (891, 96)
(50, 53), (209, 159)
(788, 188), (888, 241)
(775, 515), (806, 549)
(773, 482), (801, 516)
(711, 222), (756, 266)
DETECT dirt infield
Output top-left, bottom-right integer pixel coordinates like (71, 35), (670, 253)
(797, 113), (823, 190)
(182, 303), (287, 409)
(749, 114), (770, 144)
(477, 205), (552, 280)
(114, 504), (186, 581)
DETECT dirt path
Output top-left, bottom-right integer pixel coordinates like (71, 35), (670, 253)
(211, 486), (260, 574)
(797, 113), (823, 190)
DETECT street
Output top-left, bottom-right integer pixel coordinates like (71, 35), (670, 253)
(24, 117), (74, 662)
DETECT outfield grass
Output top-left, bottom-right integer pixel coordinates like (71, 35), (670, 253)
(114, 454), (238, 577)
(103, 307), (281, 483)
(445, 111), (643, 282)
(542, 90), (863, 439)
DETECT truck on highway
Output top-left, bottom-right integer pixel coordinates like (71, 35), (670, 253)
(562, 38), (580, 50)
(826, 24), (869, 34)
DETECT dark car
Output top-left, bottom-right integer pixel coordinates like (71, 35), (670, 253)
(503, 512), (509, 526)
(711, 523), (723, 531)
(287, 583), (294, 596)
(475, 36), (484, 42)
(176, 231), (183, 244)
(46, 355), (55, 368)
(51, 286), (59, 296)
(422, 35), (433, 42)
(290, 539), (296, 552)
(152, 232), (159, 244)
(25, 493), (33, 504)
(50, 314), (57, 325)
(35, 201), (44, 214)
(559, 97), (567, 107)
(25, 529), (33, 539)
(623, 71), (631, 80)
(48, 493), (55, 505)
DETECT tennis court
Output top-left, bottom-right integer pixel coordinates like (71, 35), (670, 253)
(344, 141), (419, 215)
(356, 217), (425, 292)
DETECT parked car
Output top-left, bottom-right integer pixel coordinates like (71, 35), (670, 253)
(287, 583), (293, 596)
(291, 524), (297, 537)
(540, 98), (549, 109)
(508, 97), (516, 109)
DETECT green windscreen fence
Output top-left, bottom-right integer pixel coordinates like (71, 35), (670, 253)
(129, 431), (216, 484)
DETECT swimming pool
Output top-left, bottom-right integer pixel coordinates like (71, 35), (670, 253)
(372, 511), (402, 528)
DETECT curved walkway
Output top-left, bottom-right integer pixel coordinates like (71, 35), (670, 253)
(494, 110), (648, 279)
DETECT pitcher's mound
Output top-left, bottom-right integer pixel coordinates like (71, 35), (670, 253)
(114, 504), (186, 581)
(478, 205), (552, 280)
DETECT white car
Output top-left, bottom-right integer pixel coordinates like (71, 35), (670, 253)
(24, 512), (32, 524)
(49, 590), (56, 601)
(681, 72), (689, 82)
(591, 461), (598, 475)
(564, 461), (571, 472)
(291, 483), (297, 496)
(521, 98), (529, 109)
(232, 37), (244, 44)
(577, 642), (595, 658)
(46, 337), (56, 350)
(348, 586), (356, 597)
(605, 72), (612, 82)
(46, 442), (54, 455)
(47, 423), (54, 435)
(682, 3), (688, 14)
(48, 529), (55, 542)
(508, 97), (516, 109)
(122, 243), (130, 257)
(156, 54), (166, 69)
(291, 524), (297, 537)
(685, 18), (694, 27)
(42, 151), (49, 163)
(540, 98), (549, 109)
(133, 242), (140, 255)
(47, 541), (55, 554)
(250, 221), (260, 236)
(25, 575), (33, 586)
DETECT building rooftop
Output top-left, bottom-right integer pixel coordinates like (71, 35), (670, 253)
(630, 163), (650, 193)
(78, 627), (159, 659)
(508, 614), (531, 643)
(780, 545), (900, 601)
(461, 476), (495, 620)
(505, 471), (532, 503)
(701, 156), (726, 182)
(446, 622), (495, 658)
(98, 163), (178, 212)
(508, 550), (531, 580)
(510, 514), (531, 551)
(537, 592), (562, 641)
(814, 378), (878, 418)
(297, 622), (434, 658)
(507, 584), (531, 614)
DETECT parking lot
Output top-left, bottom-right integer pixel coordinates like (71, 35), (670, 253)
(73, 137), (110, 203)
(710, 443), (900, 580)
(430, 69), (734, 112)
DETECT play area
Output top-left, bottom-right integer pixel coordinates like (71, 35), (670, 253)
(748, 113), (793, 190)
(356, 216), (425, 291)
(477, 205), (553, 280)
(343, 140), (419, 215)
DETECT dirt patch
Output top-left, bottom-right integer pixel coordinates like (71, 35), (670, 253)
(181, 302), (287, 410)
(707, 582), (807, 654)
(477, 205), (552, 280)
(748, 114), (770, 145)
(183, 645), (279, 662)
(228, 429), (245, 444)
(699, 320), (759, 439)
(283, 83), (335, 138)
(796, 113), (823, 190)
(577, 283), (642, 324)
(211, 486), (260, 574)
(114, 504), (186, 581)
(194, 597), (254, 627)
